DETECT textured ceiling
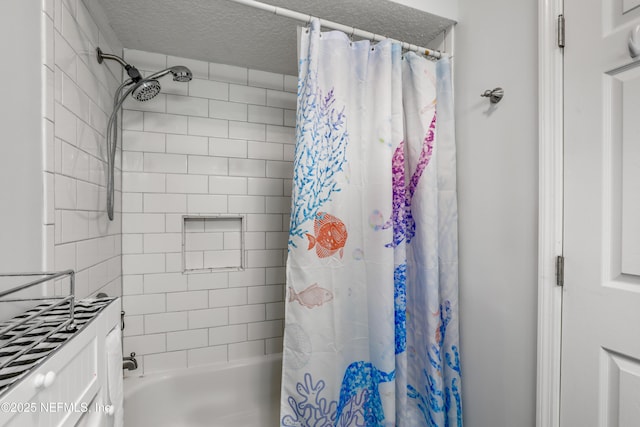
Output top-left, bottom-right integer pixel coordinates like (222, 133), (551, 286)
(91, 0), (454, 75)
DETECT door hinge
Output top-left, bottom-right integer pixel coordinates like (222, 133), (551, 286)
(558, 14), (565, 48)
(556, 255), (564, 287)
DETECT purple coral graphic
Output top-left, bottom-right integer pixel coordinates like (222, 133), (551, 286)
(382, 112), (436, 248)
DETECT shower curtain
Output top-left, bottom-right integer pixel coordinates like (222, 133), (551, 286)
(280, 19), (461, 427)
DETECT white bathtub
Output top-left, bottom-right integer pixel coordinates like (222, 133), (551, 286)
(124, 354), (282, 427)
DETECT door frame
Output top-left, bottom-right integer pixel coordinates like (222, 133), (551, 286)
(537, 0), (564, 427)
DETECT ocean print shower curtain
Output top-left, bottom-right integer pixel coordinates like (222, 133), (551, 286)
(280, 19), (462, 427)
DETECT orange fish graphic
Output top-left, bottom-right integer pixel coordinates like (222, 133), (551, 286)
(433, 309), (442, 343)
(289, 283), (334, 308)
(306, 212), (348, 258)
(435, 321), (442, 344)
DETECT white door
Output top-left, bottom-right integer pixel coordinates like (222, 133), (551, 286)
(563, 0), (640, 425)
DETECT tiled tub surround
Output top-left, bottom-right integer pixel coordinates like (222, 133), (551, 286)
(42, 0), (123, 299)
(183, 216), (244, 271)
(121, 49), (296, 374)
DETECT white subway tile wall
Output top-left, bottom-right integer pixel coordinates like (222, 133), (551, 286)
(183, 217), (243, 271)
(43, 0), (123, 299)
(122, 49), (295, 373)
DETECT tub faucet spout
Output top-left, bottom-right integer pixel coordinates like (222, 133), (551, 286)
(123, 352), (138, 371)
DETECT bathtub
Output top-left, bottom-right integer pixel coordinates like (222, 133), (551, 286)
(124, 354), (282, 427)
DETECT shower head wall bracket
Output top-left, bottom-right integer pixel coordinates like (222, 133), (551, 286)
(96, 47), (142, 82)
(96, 47), (126, 66)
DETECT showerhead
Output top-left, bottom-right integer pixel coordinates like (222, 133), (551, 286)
(97, 47), (193, 102)
(169, 65), (193, 82)
(98, 46), (194, 221)
(127, 65), (192, 102)
(131, 80), (162, 101)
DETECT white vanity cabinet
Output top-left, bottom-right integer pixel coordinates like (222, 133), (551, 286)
(0, 299), (120, 427)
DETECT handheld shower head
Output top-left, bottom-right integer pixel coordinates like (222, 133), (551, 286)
(169, 66), (193, 82)
(146, 66), (194, 83)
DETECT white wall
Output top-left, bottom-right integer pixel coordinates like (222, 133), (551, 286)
(0, 1), (123, 303)
(120, 49), (295, 375)
(455, 0), (538, 425)
(0, 2), (44, 273)
(44, 0), (123, 299)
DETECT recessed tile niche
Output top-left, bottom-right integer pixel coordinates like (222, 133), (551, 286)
(182, 216), (245, 272)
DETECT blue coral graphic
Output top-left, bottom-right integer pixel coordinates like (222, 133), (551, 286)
(394, 263), (407, 354)
(407, 370), (463, 427)
(288, 67), (348, 248)
(335, 361), (395, 427)
(281, 373), (337, 427)
(336, 389), (369, 427)
(281, 368), (391, 427)
(407, 301), (463, 426)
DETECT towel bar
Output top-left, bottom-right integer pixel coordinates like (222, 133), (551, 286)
(0, 270), (77, 370)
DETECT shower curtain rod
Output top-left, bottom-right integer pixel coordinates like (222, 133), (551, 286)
(225, 0), (446, 59)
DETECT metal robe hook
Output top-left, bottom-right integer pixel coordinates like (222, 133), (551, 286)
(481, 87), (504, 104)
(629, 25), (640, 58)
